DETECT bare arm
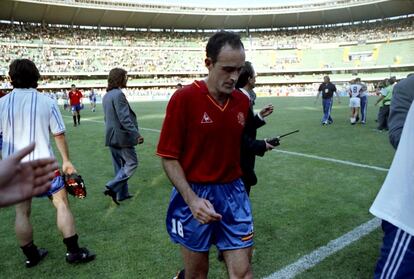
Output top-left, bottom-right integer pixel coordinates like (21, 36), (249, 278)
(314, 91), (321, 103)
(54, 133), (76, 174)
(161, 158), (221, 224)
(334, 91), (341, 103)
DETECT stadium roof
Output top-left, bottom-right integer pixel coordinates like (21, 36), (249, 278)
(0, 0), (413, 30)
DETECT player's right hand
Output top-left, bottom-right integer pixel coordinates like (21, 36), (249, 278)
(62, 161), (77, 175)
(189, 197), (222, 224)
(137, 136), (144, 144)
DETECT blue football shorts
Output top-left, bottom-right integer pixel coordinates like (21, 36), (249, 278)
(71, 104), (82, 112)
(374, 220), (414, 279)
(166, 178), (254, 252)
(36, 170), (65, 198)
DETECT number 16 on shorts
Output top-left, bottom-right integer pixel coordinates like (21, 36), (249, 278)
(171, 218), (184, 238)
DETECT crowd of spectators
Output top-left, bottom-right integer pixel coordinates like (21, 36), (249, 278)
(0, 24), (208, 47)
(1, 18), (412, 75)
(0, 17), (412, 90)
(0, 44), (206, 74)
(249, 17), (414, 48)
(1, 17), (412, 48)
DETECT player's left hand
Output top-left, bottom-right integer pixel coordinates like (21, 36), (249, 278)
(137, 136), (144, 144)
(259, 104), (274, 118)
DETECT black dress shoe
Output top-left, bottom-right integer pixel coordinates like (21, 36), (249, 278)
(103, 188), (120, 205)
(117, 195), (133, 202)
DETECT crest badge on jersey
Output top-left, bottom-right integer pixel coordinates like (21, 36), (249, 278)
(237, 112), (245, 126)
(201, 112), (213, 124)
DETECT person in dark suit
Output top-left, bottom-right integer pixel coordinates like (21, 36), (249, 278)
(236, 61), (275, 196)
(102, 68), (144, 204)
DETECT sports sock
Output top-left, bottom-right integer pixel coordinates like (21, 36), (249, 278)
(77, 114), (80, 124)
(21, 241), (40, 259)
(73, 115), (77, 125)
(63, 234), (80, 253)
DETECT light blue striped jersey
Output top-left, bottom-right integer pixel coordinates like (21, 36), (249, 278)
(0, 88), (65, 161)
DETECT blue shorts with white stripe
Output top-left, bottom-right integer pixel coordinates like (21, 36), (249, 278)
(374, 220), (414, 279)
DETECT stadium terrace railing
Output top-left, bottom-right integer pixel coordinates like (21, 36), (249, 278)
(27, 0), (387, 15)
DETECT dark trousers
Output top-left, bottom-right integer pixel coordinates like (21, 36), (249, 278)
(377, 105), (390, 130)
(360, 95), (368, 123)
(106, 146), (138, 200)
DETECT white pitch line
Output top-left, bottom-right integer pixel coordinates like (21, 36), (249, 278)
(263, 218), (381, 279)
(274, 149), (389, 172)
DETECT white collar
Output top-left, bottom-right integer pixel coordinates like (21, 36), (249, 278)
(239, 88), (251, 100)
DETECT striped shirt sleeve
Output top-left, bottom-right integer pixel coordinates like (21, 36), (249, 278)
(50, 101), (66, 135)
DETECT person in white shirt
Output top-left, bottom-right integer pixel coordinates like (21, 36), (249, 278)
(370, 75), (414, 278)
(0, 59), (95, 268)
(347, 78), (364, 124)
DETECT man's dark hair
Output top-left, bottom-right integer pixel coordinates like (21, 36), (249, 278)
(389, 76), (397, 85)
(206, 31), (244, 64)
(236, 61), (254, 89)
(9, 59), (40, 89)
(107, 68), (127, 91)
(71, 84), (76, 87)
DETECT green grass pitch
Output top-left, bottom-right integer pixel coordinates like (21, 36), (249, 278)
(0, 96), (395, 278)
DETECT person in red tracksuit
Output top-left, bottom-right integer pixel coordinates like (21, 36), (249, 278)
(68, 84), (83, 127)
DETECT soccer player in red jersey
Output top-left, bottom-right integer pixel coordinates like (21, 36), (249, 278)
(68, 84), (83, 127)
(157, 31), (253, 279)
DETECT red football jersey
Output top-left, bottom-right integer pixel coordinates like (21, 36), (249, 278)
(157, 80), (250, 184)
(68, 90), (83, 105)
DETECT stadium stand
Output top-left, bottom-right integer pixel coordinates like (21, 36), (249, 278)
(0, 3), (413, 97)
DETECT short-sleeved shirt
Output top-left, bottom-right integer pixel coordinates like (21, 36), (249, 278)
(318, 82), (337, 99)
(348, 84), (364, 98)
(382, 84), (395, 106)
(68, 89), (83, 105)
(0, 88), (65, 161)
(157, 80), (250, 184)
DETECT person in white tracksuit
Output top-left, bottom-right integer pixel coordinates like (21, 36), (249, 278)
(370, 74), (414, 279)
